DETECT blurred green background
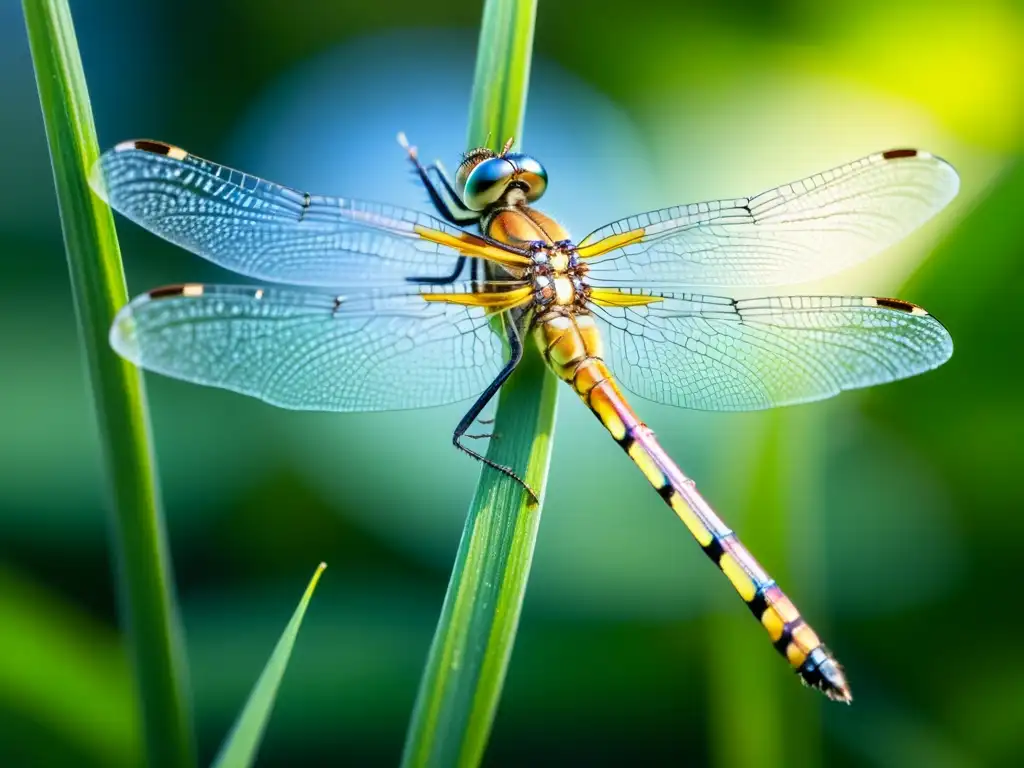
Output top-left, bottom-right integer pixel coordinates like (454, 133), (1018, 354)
(3, 0), (1022, 765)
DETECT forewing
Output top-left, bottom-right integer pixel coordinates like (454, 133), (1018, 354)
(591, 292), (952, 410)
(92, 140), (479, 286)
(581, 150), (959, 288)
(111, 283), (508, 411)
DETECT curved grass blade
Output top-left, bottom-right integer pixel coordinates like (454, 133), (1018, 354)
(21, 2), (195, 766)
(212, 564), (327, 768)
(402, 2), (553, 766)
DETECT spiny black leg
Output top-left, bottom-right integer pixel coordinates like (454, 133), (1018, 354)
(452, 317), (538, 502)
(398, 133), (478, 225)
(406, 255), (468, 285)
(426, 160), (470, 213)
(399, 133), (476, 286)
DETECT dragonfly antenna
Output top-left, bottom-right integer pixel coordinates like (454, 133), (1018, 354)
(396, 132), (417, 159)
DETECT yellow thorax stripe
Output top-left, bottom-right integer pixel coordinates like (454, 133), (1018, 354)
(413, 225), (531, 267)
(588, 288), (664, 308)
(575, 228), (645, 259)
(421, 284), (533, 310)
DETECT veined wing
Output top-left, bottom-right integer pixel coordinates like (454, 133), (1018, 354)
(111, 282), (515, 411)
(91, 140), (517, 287)
(579, 149), (958, 288)
(590, 291), (952, 410)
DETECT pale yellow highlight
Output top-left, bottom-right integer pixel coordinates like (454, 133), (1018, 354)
(591, 389), (627, 441)
(182, 284), (204, 297)
(627, 442), (665, 488)
(553, 276), (574, 305)
(421, 285), (532, 310)
(761, 607), (786, 641)
(669, 494), (713, 547)
(786, 642), (808, 668)
(413, 225), (530, 267)
(588, 288), (664, 308)
(576, 228), (646, 259)
(719, 552), (757, 602)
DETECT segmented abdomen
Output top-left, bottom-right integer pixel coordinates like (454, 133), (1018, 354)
(536, 312), (852, 702)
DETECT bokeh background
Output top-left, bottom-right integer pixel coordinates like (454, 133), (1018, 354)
(3, 0), (1022, 765)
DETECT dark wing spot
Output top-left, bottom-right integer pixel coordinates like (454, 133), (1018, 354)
(148, 284), (204, 299)
(148, 285), (188, 299)
(126, 140), (174, 155)
(875, 297), (918, 313)
(882, 148), (919, 160)
(297, 192), (312, 222)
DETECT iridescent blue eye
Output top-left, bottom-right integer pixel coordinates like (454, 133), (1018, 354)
(462, 157), (516, 211)
(505, 154), (548, 203)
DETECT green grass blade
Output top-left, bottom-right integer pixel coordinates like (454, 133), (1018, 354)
(401, 2), (551, 766)
(212, 564), (327, 768)
(22, 2), (195, 766)
(465, 0), (537, 152)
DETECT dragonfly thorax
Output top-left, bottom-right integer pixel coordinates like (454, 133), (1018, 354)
(528, 240), (589, 308)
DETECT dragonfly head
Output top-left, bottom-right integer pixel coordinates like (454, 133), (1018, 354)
(457, 144), (548, 211)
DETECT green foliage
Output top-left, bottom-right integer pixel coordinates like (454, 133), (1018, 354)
(213, 564), (327, 768)
(21, 2), (195, 766)
(9, 1), (1024, 765)
(402, 2), (554, 766)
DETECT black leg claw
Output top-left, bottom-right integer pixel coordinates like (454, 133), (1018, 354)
(458, 441), (539, 503)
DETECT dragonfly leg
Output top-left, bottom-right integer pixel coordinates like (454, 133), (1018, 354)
(452, 317), (539, 502)
(426, 160), (470, 213)
(398, 132), (479, 225)
(405, 256), (468, 285)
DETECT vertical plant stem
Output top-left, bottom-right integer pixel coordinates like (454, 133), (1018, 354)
(23, 2), (195, 766)
(402, 2), (550, 766)
(465, 0), (537, 152)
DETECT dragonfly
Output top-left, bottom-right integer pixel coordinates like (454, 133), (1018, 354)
(90, 135), (958, 703)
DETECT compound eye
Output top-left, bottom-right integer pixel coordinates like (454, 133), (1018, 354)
(462, 157), (516, 211)
(455, 147), (496, 197)
(506, 153), (548, 202)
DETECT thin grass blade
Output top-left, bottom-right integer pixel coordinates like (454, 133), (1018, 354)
(401, 2), (553, 766)
(212, 564), (327, 768)
(22, 2), (195, 765)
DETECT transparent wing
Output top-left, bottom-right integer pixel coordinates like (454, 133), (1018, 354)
(591, 292), (952, 410)
(91, 140), (487, 287)
(580, 150), (959, 288)
(111, 283), (510, 411)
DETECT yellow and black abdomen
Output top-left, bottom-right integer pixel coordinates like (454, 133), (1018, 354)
(536, 307), (853, 702)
